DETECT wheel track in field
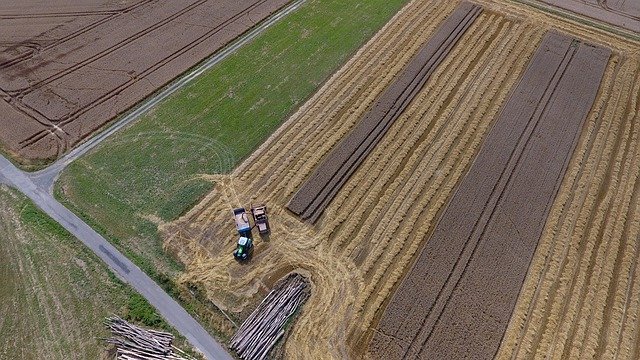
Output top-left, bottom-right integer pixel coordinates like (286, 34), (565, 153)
(499, 54), (622, 360)
(241, 0), (451, 195)
(355, 24), (543, 333)
(496, 57), (640, 360)
(340, 15), (503, 274)
(321, 12), (497, 252)
(0, 0), (158, 69)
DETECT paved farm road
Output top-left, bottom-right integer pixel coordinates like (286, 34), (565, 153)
(0, 155), (233, 360)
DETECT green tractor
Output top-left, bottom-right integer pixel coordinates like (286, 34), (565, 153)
(233, 236), (253, 261)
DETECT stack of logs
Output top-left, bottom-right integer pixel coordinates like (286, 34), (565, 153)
(230, 273), (310, 360)
(104, 316), (195, 360)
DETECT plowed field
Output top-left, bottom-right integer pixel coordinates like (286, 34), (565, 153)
(162, 1), (549, 357)
(0, 0), (290, 163)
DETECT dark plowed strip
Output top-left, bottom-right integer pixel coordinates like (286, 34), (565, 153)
(368, 32), (610, 360)
(287, 2), (482, 223)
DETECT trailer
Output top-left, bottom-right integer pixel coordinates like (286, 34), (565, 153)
(251, 204), (270, 235)
(233, 208), (251, 237)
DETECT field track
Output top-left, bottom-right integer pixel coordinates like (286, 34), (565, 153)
(162, 2), (555, 357)
(535, 0), (640, 33)
(287, 2), (481, 223)
(0, 0), (290, 162)
(368, 31), (610, 360)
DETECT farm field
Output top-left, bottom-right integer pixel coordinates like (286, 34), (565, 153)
(160, 0), (640, 359)
(0, 0), (290, 164)
(54, 0), (410, 325)
(0, 185), (172, 359)
(496, 39), (640, 360)
(47, 0), (640, 358)
(370, 31), (610, 360)
(162, 1), (552, 357)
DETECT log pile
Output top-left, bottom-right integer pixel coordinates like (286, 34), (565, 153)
(230, 273), (310, 360)
(104, 316), (196, 360)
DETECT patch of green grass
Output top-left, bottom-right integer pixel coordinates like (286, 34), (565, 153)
(57, 0), (408, 270)
(0, 187), (203, 359)
(56, 0), (408, 339)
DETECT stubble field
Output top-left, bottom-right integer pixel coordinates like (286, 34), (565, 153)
(162, 1), (551, 357)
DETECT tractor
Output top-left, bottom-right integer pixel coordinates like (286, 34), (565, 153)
(233, 236), (253, 261)
(233, 208), (253, 261)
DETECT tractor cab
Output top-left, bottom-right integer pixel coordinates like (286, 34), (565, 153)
(233, 236), (253, 261)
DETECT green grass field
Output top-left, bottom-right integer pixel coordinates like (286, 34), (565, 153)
(56, 0), (408, 288)
(0, 186), (196, 359)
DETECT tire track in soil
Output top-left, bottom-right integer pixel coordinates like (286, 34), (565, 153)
(496, 56), (640, 360)
(286, 2), (482, 223)
(368, 32), (610, 360)
(353, 23), (543, 337)
(0, 0), (291, 161)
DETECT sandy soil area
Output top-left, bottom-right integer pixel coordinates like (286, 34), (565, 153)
(369, 31), (610, 360)
(0, 0), (290, 163)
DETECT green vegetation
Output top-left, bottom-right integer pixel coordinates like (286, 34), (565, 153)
(56, 0), (408, 297)
(0, 186), (193, 359)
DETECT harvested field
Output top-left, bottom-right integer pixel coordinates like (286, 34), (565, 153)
(535, 0), (640, 33)
(497, 51), (640, 359)
(162, 1), (553, 357)
(0, 0), (290, 163)
(368, 32), (610, 360)
(287, 2), (482, 223)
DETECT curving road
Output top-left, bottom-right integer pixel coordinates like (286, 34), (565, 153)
(0, 155), (233, 360)
(0, 1), (308, 358)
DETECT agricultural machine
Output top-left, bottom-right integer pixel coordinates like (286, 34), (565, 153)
(251, 204), (270, 235)
(232, 205), (270, 261)
(233, 208), (253, 261)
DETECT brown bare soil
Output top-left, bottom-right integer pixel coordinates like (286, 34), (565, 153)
(537, 0), (640, 33)
(0, 0), (290, 163)
(162, 1), (552, 357)
(368, 32), (610, 360)
(287, 2), (482, 223)
(496, 47), (640, 360)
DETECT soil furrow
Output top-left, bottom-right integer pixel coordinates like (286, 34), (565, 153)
(369, 32), (610, 360)
(287, 2), (482, 222)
